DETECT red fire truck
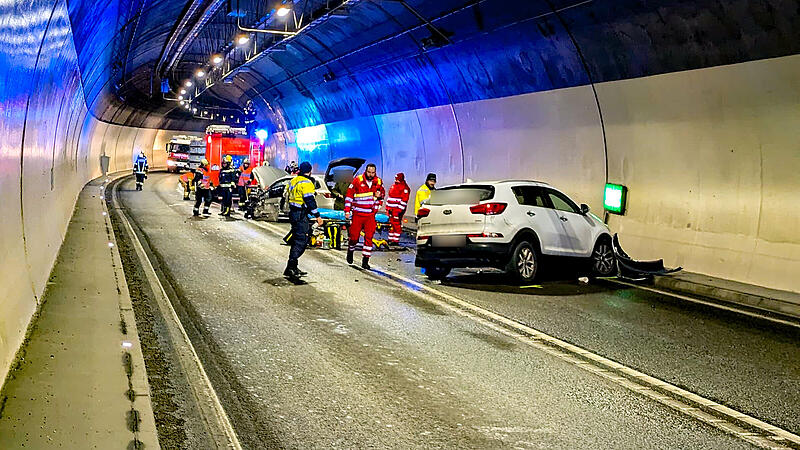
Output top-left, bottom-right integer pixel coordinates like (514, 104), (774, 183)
(205, 125), (265, 186)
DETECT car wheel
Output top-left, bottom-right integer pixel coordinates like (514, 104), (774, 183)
(590, 239), (616, 277)
(425, 266), (451, 281)
(507, 240), (538, 283)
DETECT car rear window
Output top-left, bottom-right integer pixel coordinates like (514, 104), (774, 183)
(429, 185), (495, 205)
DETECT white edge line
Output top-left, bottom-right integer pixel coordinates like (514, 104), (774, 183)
(112, 179), (243, 450)
(242, 217), (800, 449)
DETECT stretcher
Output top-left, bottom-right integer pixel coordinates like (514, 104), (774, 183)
(283, 208), (392, 251)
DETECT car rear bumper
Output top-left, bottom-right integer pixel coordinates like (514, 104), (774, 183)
(415, 242), (511, 268)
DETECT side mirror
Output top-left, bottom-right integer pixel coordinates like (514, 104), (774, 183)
(580, 204), (590, 215)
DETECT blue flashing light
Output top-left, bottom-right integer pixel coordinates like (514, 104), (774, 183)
(255, 129), (269, 142)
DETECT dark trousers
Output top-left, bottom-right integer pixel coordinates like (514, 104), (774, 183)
(135, 173), (146, 190)
(194, 188), (212, 213)
(287, 208), (310, 267)
(237, 185), (248, 209)
(220, 187), (233, 215)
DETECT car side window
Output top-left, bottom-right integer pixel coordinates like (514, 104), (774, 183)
(511, 186), (548, 207)
(546, 189), (580, 214)
(269, 180), (288, 198)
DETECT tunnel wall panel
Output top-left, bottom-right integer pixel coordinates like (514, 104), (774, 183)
(0, 0), (165, 389)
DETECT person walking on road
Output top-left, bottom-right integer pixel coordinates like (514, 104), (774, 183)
(285, 161), (323, 279)
(237, 159), (254, 210)
(344, 163), (385, 269)
(385, 172), (410, 246)
(414, 173), (437, 218)
(133, 151), (149, 191)
(193, 159), (214, 216)
(218, 155), (237, 217)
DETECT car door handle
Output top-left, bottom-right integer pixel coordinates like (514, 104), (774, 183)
(527, 211), (536, 216)
(560, 216), (568, 222)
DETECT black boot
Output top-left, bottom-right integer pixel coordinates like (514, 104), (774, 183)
(296, 268), (308, 276)
(361, 257), (371, 270)
(284, 261), (299, 278)
(193, 208), (200, 216)
(202, 209), (210, 215)
(346, 250), (354, 265)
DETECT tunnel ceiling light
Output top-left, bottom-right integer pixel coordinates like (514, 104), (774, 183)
(237, 35), (250, 45)
(185, 80), (193, 87)
(212, 55), (223, 64)
(178, 95), (184, 100)
(180, 89), (186, 95)
(276, 6), (291, 17)
(193, 108), (197, 113)
(603, 183), (628, 215)
(196, 69), (206, 78)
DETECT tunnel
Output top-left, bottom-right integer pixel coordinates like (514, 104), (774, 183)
(1, 0), (799, 447)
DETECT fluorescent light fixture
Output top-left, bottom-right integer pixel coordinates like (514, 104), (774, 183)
(237, 35), (250, 45)
(603, 183), (627, 215)
(180, 89), (186, 95)
(185, 80), (193, 87)
(178, 95), (183, 100)
(212, 55), (223, 64)
(276, 6), (291, 17)
(196, 70), (205, 78)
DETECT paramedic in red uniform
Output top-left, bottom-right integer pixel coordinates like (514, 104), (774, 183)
(385, 172), (410, 246)
(344, 163), (385, 269)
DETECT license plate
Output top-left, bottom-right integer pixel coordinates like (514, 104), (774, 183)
(431, 235), (466, 248)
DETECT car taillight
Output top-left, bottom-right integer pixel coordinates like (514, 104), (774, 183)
(467, 232), (504, 239)
(469, 202), (507, 215)
(417, 208), (430, 218)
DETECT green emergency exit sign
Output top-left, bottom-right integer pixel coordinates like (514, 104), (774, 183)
(603, 183), (627, 215)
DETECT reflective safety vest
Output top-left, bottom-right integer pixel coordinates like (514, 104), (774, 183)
(237, 167), (253, 186)
(180, 172), (194, 184)
(133, 157), (148, 174)
(344, 174), (385, 216)
(414, 184), (432, 215)
(197, 167), (213, 189)
(287, 175), (320, 216)
(219, 166), (237, 188)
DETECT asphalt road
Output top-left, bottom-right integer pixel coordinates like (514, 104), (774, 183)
(115, 172), (799, 449)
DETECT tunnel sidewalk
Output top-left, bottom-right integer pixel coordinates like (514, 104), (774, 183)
(0, 177), (159, 448)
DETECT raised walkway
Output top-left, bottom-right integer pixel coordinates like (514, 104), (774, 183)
(0, 176), (158, 449)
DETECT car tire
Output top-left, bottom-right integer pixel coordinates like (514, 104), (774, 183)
(424, 266), (450, 281)
(507, 240), (538, 284)
(590, 238), (616, 277)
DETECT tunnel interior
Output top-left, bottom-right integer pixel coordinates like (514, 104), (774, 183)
(1, 0), (799, 385)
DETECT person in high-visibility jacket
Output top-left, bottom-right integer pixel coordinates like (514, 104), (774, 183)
(385, 172), (410, 245)
(284, 161), (323, 279)
(133, 151), (149, 191)
(414, 172), (437, 218)
(218, 155), (237, 217)
(193, 159), (214, 216)
(179, 171), (195, 200)
(236, 159), (254, 210)
(344, 163), (385, 270)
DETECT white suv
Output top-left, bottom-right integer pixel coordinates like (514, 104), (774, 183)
(415, 181), (615, 282)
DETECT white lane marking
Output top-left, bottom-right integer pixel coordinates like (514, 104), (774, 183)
(604, 279), (800, 330)
(112, 180), (243, 450)
(240, 217), (800, 449)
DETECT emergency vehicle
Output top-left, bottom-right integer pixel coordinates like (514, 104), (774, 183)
(166, 135), (204, 172)
(205, 125), (265, 186)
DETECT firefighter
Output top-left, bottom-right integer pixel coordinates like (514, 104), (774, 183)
(193, 159), (214, 216)
(133, 151), (148, 191)
(344, 163), (385, 269)
(237, 158), (253, 210)
(284, 161), (323, 278)
(385, 172), (410, 246)
(218, 155), (237, 216)
(179, 170), (195, 200)
(414, 172), (437, 218)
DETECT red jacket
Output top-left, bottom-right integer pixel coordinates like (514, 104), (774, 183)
(386, 180), (410, 215)
(344, 174), (385, 216)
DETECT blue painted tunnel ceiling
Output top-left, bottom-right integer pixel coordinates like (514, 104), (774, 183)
(64, 0), (800, 131)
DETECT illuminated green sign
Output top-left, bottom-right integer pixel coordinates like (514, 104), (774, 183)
(603, 183), (627, 215)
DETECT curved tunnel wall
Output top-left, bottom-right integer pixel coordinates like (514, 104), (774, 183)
(263, 53), (800, 295)
(0, 0), (166, 387)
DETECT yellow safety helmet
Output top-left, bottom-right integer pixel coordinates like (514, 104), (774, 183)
(224, 155), (233, 162)
(201, 158), (209, 166)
